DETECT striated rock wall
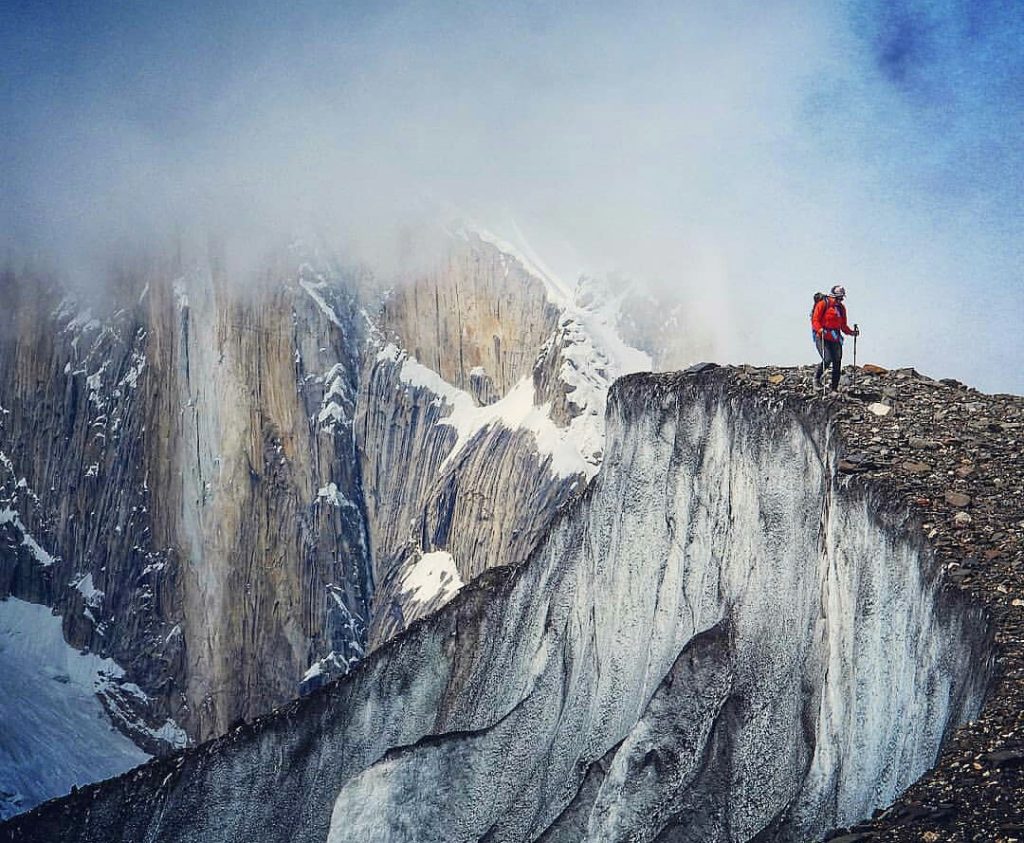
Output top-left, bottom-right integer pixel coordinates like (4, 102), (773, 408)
(0, 257), (373, 750)
(2, 368), (992, 843)
(357, 233), (620, 649)
(0, 270), (183, 751)
(357, 349), (584, 648)
(377, 233), (561, 401)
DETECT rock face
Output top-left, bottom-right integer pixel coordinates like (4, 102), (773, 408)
(1, 369), (993, 843)
(356, 230), (648, 648)
(0, 231), (643, 814)
(0, 257), (374, 753)
(357, 348), (587, 648)
(376, 233), (562, 399)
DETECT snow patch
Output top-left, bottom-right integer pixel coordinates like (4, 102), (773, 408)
(399, 551), (464, 606)
(0, 508), (59, 566)
(317, 482), (355, 509)
(173, 281), (189, 311)
(71, 573), (104, 609)
(0, 598), (151, 819)
(318, 403), (347, 427)
(376, 343), (401, 363)
(301, 648), (361, 685)
(317, 363), (352, 430)
(95, 678), (188, 752)
(394, 352), (591, 479)
(299, 270), (344, 329)
(118, 351), (146, 390)
(64, 309), (101, 333)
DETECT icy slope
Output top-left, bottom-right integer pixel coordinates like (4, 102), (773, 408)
(0, 598), (151, 820)
(3, 368), (990, 843)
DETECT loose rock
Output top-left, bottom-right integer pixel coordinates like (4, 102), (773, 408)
(945, 491), (972, 508)
(902, 461), (932, 475)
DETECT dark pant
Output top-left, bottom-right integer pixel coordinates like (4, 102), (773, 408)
(815, 336), (843, 390)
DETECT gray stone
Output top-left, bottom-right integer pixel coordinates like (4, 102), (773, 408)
(901, 461), (932, 475)
(945, 491), (972, 508)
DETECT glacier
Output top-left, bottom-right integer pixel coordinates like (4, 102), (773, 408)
(1, 368), (991, 843)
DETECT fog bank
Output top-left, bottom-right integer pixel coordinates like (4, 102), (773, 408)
(2, 1), (1021, 392)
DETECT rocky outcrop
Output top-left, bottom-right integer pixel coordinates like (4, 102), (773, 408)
(0, 256), (373, 752)
(2, 367), (996, 843)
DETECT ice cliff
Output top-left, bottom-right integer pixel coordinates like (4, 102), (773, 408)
(1, 368), (991, 843)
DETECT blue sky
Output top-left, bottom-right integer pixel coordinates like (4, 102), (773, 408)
(2, 1), (1021, 392)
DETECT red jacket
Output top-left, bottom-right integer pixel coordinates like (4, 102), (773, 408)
(811, 296), (855, 341)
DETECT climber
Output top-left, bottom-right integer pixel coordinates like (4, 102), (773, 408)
(811, 285), (859, 392)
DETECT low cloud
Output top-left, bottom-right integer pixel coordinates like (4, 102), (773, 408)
(2, 1), (1021, 391)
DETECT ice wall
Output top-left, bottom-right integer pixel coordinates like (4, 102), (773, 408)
(0, 369), (991, 843)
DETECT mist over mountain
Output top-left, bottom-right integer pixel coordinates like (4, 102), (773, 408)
(3, 1), (1022, 392)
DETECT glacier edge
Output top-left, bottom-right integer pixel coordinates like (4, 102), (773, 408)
(1, 369), (992, 843)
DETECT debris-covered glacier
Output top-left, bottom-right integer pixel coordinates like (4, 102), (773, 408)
(2, 369), (991, 843)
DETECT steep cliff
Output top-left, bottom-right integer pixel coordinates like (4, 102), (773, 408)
(358, 231), (651, 647)
(0, 232), (649, 815)
(0, 256), (373, 758)
(375, 233), (562, 400)
(2, 368), (996, 843)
